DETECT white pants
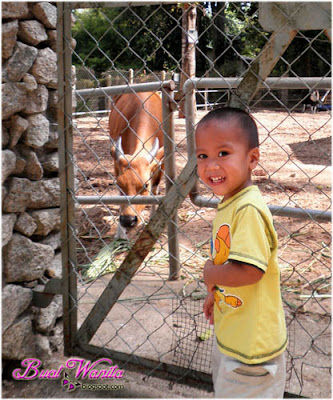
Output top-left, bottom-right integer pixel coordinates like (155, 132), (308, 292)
(211, 337), (286, 398)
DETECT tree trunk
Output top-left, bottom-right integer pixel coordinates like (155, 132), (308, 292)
(179, 3), (197, 118)
(212, 2), (226, 70)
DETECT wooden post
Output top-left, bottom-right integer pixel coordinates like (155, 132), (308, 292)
(204, 71), (208, 111)
(106, 74), (111, 111)
(129, 68), (134, 84)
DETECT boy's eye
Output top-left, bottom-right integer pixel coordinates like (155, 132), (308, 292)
(218, 151), (229, 157)
(197, 154), (207, 159)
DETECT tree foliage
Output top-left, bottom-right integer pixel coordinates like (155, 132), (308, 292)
(72, 3), (330, 78)
(72, 5), (183, 75)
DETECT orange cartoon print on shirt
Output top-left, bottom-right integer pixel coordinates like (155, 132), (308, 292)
(211, 224), (243, 311)
(214, 287), (243, 311)
(213, 224), (231, 265)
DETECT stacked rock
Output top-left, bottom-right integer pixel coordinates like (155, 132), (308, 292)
(2, 2), (64, 361)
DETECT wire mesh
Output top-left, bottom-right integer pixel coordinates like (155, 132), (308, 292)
(171, 296), (213, 376)
(59, 2), (331, 398)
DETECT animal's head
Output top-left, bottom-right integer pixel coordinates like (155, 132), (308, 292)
(111, 136), (164, 229)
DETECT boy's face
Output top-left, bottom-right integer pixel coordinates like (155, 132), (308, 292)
(195, 118), (259, 200)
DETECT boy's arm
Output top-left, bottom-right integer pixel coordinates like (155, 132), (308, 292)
(203, 259), (264, 290)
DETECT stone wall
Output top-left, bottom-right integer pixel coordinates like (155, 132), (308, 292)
(2, 2), (63, 361)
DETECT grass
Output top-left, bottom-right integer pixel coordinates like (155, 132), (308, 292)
(79, 238), (209, 284)
(79, 239), (131, 283)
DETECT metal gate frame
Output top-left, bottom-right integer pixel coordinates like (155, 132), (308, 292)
(58, 1), (331, 390)
(58, 2), (210, 383)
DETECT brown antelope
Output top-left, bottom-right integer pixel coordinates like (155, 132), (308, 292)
(109, 92), (164, 239)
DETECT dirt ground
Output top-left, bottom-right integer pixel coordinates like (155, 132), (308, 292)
(3, 108), (330, 398)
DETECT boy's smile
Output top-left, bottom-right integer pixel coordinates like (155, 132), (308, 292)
(195, 118), (259, 200)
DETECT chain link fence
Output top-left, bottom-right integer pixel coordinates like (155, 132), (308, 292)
(58, 2), (331, 397)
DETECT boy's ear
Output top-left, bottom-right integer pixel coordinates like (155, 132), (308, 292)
(249, 147), (260, 170)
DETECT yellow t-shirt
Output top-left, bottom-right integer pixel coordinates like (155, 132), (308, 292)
(211, 185), (288, 364)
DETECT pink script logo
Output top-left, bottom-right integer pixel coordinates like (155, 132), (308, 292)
(13, 358), (125, 381)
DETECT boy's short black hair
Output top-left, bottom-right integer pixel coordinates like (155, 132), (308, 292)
(196, 107), (259, 149)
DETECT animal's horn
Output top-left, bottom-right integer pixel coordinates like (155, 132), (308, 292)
(115, 137), (125, 160)
(146, 138), (159, 164)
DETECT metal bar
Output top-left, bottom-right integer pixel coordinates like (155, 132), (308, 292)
(76, 155), (198, 345)
(76, 80), (175, 98)
(269, 205), (331, 222)
(190, 195), (331, 222)
(183, 77), (332, 91)
(162, 86), (180, 280)
(57, 2), (78, 356)
(75, 195), (164, 205)
(75, 193), (331, 221)
(74, 342), (213, 386)
(73, 110), (109, 117)
(183, 79), (331, 223)
(70, 2), (178, 9)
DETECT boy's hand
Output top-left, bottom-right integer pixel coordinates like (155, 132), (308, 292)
(203, 292), (215, 325)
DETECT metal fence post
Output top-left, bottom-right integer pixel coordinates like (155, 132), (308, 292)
(57, 2), (78, 355)
(162, 83), (180, 280)
(184, 79), (200, 200)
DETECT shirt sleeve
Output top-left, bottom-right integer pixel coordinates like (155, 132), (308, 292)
(228, 205), (275, 272)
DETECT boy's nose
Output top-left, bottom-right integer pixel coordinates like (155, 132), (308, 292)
(207, 159), (220, 170)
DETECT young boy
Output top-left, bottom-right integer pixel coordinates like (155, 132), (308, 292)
(195, 107), (288, 398)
